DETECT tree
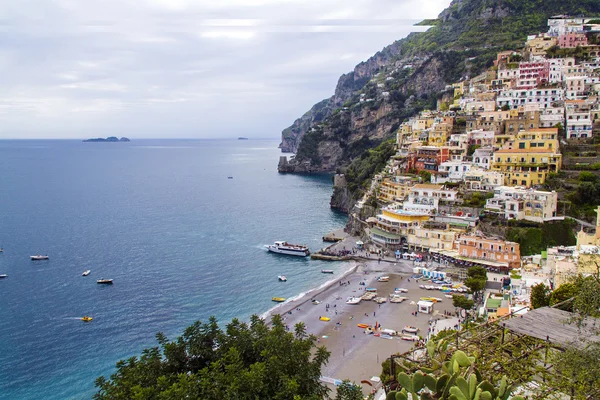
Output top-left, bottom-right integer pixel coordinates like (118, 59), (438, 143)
(418, 170), (432, 183)
(530, 282), (550, 309)
(578, 171), (597, 183)
(335, 381), (364, 400)
(452, 294), (474, 311)
(464, 266), (487, 303)
(94, 315), (330, 400)
(549, 282), (577, 309)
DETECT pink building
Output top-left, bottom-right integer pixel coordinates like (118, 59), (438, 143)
(516, 61), (550, 89)
(558, 33), (588, 48)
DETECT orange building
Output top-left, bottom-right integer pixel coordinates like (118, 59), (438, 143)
(456, 235), (521, 271)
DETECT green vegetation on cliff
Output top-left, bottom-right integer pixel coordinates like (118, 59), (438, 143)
(505, 219), (577, 255)
(342, 139), (396, 196)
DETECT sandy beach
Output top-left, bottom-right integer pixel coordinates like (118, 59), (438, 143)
(265, 253), (461, 396)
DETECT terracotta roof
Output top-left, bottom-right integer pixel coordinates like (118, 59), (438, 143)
(412, 184), (444, 190)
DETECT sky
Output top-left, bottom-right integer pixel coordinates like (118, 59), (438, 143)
(0, 0), (451, 139)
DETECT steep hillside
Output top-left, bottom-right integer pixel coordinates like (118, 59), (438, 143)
(278, 0), (600, 172)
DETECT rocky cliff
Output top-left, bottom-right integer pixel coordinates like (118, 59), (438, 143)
(278, 0), (600, 178)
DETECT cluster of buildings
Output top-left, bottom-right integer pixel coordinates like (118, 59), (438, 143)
(353, 16), (600, 274)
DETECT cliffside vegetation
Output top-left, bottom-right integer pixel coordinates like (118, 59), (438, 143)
(341, 139), (396, 197)
(505, 219), (577, 255)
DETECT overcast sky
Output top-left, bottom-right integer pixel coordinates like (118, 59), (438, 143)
(0, 0), (450, 139)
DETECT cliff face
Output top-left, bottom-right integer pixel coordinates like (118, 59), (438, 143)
(278, 0), (600, 176)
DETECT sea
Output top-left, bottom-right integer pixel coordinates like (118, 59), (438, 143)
(0, 139), (349, 400)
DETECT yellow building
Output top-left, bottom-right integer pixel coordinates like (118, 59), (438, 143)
(428, 123), (452, 147)
(526, 34), (558, 57)
(491, 128), (562, 187)
(576, 206), (600, 247)
(377, 177), (416, 203)
(408, 226), (458, 252)
(370, 208), (430, 247)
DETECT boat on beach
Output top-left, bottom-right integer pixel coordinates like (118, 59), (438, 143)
(82, 316), (93, 322)
(401, 334), (419, 341)
(357, 323), (371, 329)
(311, 299), (321, 305)
(345, 296), (361, 305)
(97, 279), (113, 284)
(278, 275), (287, 282)
(319, 316), (330, 321)
(272, 297), (286, 302)
(321, 269), (334, 274)
(402, 326), (419, 333)
(265, 241), (310, 257)
(377, 276), (389, 282)
(30, 255), (49, 260)
(82, 270), (91, 276)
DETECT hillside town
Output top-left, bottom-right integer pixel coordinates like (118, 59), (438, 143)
(335, 15), (600, 314)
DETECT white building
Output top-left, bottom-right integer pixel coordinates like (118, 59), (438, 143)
(472, 147), (493, 169)
(433, 161), (473, 184)
(463, 168), (505, 191)
(540, 106), (565, 128)
(403, 184), (458, 214)
(547, 17), (586, 36)
(565, 100), (593, 138)
(485, 186), (561, 222)
(497, 88), (565, 110)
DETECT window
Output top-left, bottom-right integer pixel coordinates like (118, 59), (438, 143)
(519, 142), (525, 149)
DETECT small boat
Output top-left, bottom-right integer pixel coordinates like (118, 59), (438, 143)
(394, 288), (408, 293)
(30, 255), (49, 260)
(321, 269), (334, 274)
(357, 323), (371, 329)
(278, 275), (287, 282)
(420, 297), (440, 303)
(374, 297), (387, 304)
(403, 326), (419, 333)
(265, 241), (310, 257)
(0, 248), (3, 252)
(346, 297), (361, 305)
(0, 274), (7, 279)
(272, 297), (286, 302)
(319, 316), (331, 321)
(401, 334), (419, 341)
(97, 279), (113, 284)
(445, 294), (454, 299)
(365, 288), (377, 292)
(311, 299), (321, 305)
(82, 316), (93, 322)
(227, 176), (233, 179)
(377, 276), (389, 282)
(82, 270), (91, 276)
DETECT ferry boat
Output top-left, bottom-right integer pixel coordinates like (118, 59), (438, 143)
(265, 241), (310, 257)
(30, 255), (49, 260)
(97, 279), (113, 284)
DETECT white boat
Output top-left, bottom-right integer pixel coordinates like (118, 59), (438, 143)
(346, 296), (361, 305)
(321, 269), (334, 274)
(0, 274), (7, 279)
(278, 275), (287, 282)
(377, 276), (389, 282)
(401, 334), (419, 341)
(394, 288), (408, 293)
(402, 326), (419, 334)
(30, 255), (49, 260)
(265, 241), (310, 257)
(82, 270), (91, 276)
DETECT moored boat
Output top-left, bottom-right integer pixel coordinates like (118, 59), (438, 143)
(97, 279), (113, 284)
(272, 297), (286, 302)
(345, 296), (361, 305)
(82, 316), (93, 322)
(321, 269), (334, 274)
(377, 276), (389, 282)
(30, 255), (49, 260)
(401, 334), (419, 341)
(82, 270), (91, 276)
(319, 316), (330, 321)
(357, 323), (371, 329)
(278, 275), (287, 282)
(265, 241), (310, 257)
(402, 326), (419, 333)
(394, 288), (408, 293)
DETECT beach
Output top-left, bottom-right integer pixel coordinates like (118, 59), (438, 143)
(265, 253), (461, 396)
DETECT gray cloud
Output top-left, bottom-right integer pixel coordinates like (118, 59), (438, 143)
(0, 0), (450, 139)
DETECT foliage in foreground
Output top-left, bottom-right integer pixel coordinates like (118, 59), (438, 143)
(94, 315), (330, 400)
(385, 349), (524, 400)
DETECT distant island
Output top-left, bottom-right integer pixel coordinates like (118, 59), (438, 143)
(237, 137), (248, 140)
(83, 137), (130, 142)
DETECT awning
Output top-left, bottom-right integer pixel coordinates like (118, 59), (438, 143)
(395, 250), (401, 255)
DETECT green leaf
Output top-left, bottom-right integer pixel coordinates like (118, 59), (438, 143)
(480, 391), (492, 400)
(436, 374), (449, 394)
(468, 373), (477, 398)
(453, 350), (472, 367)
(473, 387), (482, 400)
(477, 381), (496, 397)
(427, 340), (436, 358)
(386, 391), (397, 400)
(397, 372), (413, 392)
(455, 377), (469, 397)
(498, 376), (507, 397)
(423, 374), (437, 391)
(395, 392), (408, 400)
(449, 386), (468, 400)
(413, 371), (424, 392)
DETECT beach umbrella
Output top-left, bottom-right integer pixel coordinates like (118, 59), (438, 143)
(395, 250), (401, 255)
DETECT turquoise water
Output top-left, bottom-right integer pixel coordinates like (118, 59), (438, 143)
(0, 139), (347, 399)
